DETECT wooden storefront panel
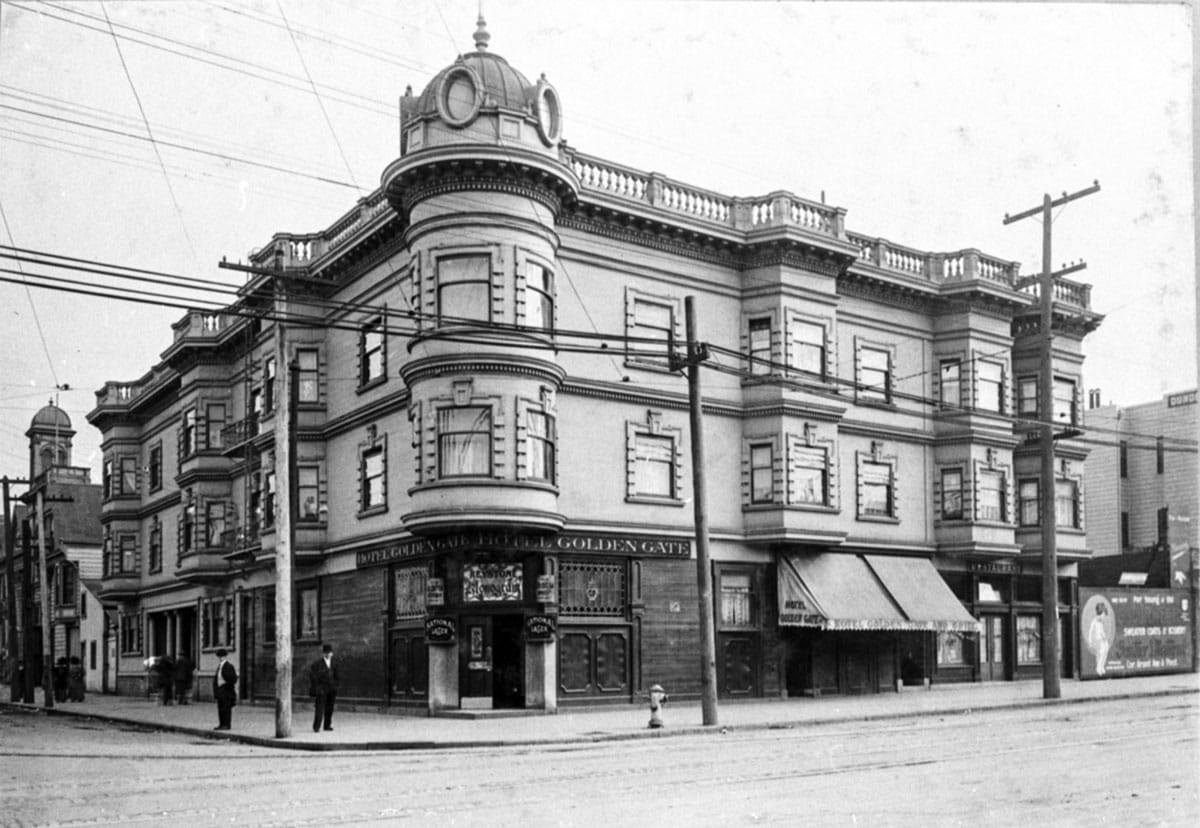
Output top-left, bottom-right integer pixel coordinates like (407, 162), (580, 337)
(638, 558), (699, 694)
(318, 570), (385, 702)
(558, 626), (629, 700)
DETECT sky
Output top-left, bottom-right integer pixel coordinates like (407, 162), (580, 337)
(0, 0), (1194, 480)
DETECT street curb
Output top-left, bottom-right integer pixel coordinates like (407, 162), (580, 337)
(4, 685), (1196, 752)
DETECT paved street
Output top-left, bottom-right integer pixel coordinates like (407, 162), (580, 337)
(3, 695), (1196, 827)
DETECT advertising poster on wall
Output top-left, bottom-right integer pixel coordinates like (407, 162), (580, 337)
(1079, 588), (1193, 679)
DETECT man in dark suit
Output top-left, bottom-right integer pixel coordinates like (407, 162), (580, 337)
(212, 648), (237, 730)
(308, 643), (339, 732)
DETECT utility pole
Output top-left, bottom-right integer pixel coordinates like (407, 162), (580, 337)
(1004, 181), (1099, 699)
(274, 351), (298, 739)
(220, 255), (298, 738)
(34, 490), (53, 709)
(672, 296), (719, 725)
(20, 517), (34, 702)
(3, 476), (28, 701)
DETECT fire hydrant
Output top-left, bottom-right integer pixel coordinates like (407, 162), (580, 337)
(647, 683), (668, 728)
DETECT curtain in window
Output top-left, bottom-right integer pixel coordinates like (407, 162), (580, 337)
(438, 407), (492, 476)
(525, 411), (553, 481)
(634, 434), (673, 496)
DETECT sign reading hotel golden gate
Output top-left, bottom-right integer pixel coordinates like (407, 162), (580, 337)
(355, 531), (691, 568)
(1079, 588), (1193, 679)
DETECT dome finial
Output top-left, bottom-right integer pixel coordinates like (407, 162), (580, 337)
(473, 11), (490, 52)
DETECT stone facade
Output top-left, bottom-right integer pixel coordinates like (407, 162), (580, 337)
(85, 19), (1103, 709)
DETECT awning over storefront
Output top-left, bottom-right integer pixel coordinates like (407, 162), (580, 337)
(863, 555), (980, 633)
(778, 553), (979, 632)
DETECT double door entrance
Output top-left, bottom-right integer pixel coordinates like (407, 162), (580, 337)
(979, 615), (1007, 681)
(460, 615), (524, 709)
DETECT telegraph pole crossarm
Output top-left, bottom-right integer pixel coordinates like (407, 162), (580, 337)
(1004, 180), (1100, 701)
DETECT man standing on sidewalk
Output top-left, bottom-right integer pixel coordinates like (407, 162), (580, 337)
(308, 643), (338, 732)
(212, 649), (237, 731)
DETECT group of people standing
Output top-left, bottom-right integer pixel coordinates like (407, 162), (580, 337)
(152, 652), (195, 705)
(210, 643), (339, 733)
(51, 656), (86, 702)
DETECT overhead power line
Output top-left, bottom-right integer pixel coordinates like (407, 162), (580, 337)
(1, 245), (1193, 457)
(274, 0), (361, 194)
(100, 0), (199, 265)
(0, 103), (360, 190)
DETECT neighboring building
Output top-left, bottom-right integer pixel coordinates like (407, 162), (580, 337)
(86, 18), (1102, 711)
(2, 403), (108, 696)
(1084, 389), (1198, 559)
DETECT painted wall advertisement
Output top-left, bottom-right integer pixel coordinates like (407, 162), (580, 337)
(1079, 588), (1193, 679)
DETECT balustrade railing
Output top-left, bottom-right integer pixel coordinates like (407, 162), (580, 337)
(1019, 277), (1091, 308)
(844, 240), (1021, 287)
(172, 310), (236, 342)
(566, 150), (854, 237)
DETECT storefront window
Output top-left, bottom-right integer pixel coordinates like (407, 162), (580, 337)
(394, 566), (428, 620)
(719, 571), (754, 627)
(297, 585), (319, 640)
(937, 631), (969, 666)
(559, 560), (626, 616)
(1017, 615), (1042, 663)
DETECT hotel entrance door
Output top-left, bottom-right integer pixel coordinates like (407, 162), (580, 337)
(460, 615), (524, 709)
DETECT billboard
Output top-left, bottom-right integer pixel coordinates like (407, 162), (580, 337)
(1079, 588), (1193, 679)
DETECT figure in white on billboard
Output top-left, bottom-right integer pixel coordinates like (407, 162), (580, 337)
(1086, 601), (1112, 676)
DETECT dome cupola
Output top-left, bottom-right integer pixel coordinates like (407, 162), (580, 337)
(398, 15), (564, 155)
(28, 400), (72, 433)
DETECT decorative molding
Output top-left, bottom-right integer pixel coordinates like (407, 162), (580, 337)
(558, 210), (742, 267)
(837, 271), (939, 312)
(400, 355), (566, 387)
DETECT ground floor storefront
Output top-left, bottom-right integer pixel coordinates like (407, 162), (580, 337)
(102, 535), (1089, 710)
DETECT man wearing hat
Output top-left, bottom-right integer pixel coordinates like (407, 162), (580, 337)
(211, 649), (237, 730)
(308, 643), (339, 732)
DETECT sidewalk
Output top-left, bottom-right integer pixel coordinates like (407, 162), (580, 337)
(4, 673), (1197, 752)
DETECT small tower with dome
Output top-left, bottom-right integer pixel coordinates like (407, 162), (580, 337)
(27, 400), (75, 481)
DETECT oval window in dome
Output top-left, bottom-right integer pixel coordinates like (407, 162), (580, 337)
(437, 66), (481, 127)
(534, 82), (561, 147)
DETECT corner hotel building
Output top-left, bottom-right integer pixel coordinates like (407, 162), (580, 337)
(87, 19), (1101, 712)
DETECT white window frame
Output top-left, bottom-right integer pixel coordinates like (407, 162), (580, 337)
(856, 340), (894, 404)
(517, 392), (557, 485)
(625, 288), (681, 372)
(437, 406), (495, 479)
(975, 467), (1008, 523)
(747, 315), (774, 376)
(856, 446), (898, 521)
(437, 253), (493, 325)
(785, 429), (838, 509)
(974, 358), (1006, 414)
(626, 412), (684, 504)
(940, 467), (964, 520)
(359, 436), (388, 516)
(359, 316), (387, 388)
(786, 313), (829, 381)
(296, 348), (321, 404)
(939, 359), (962, 409)
(518, 254), (555, 332)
